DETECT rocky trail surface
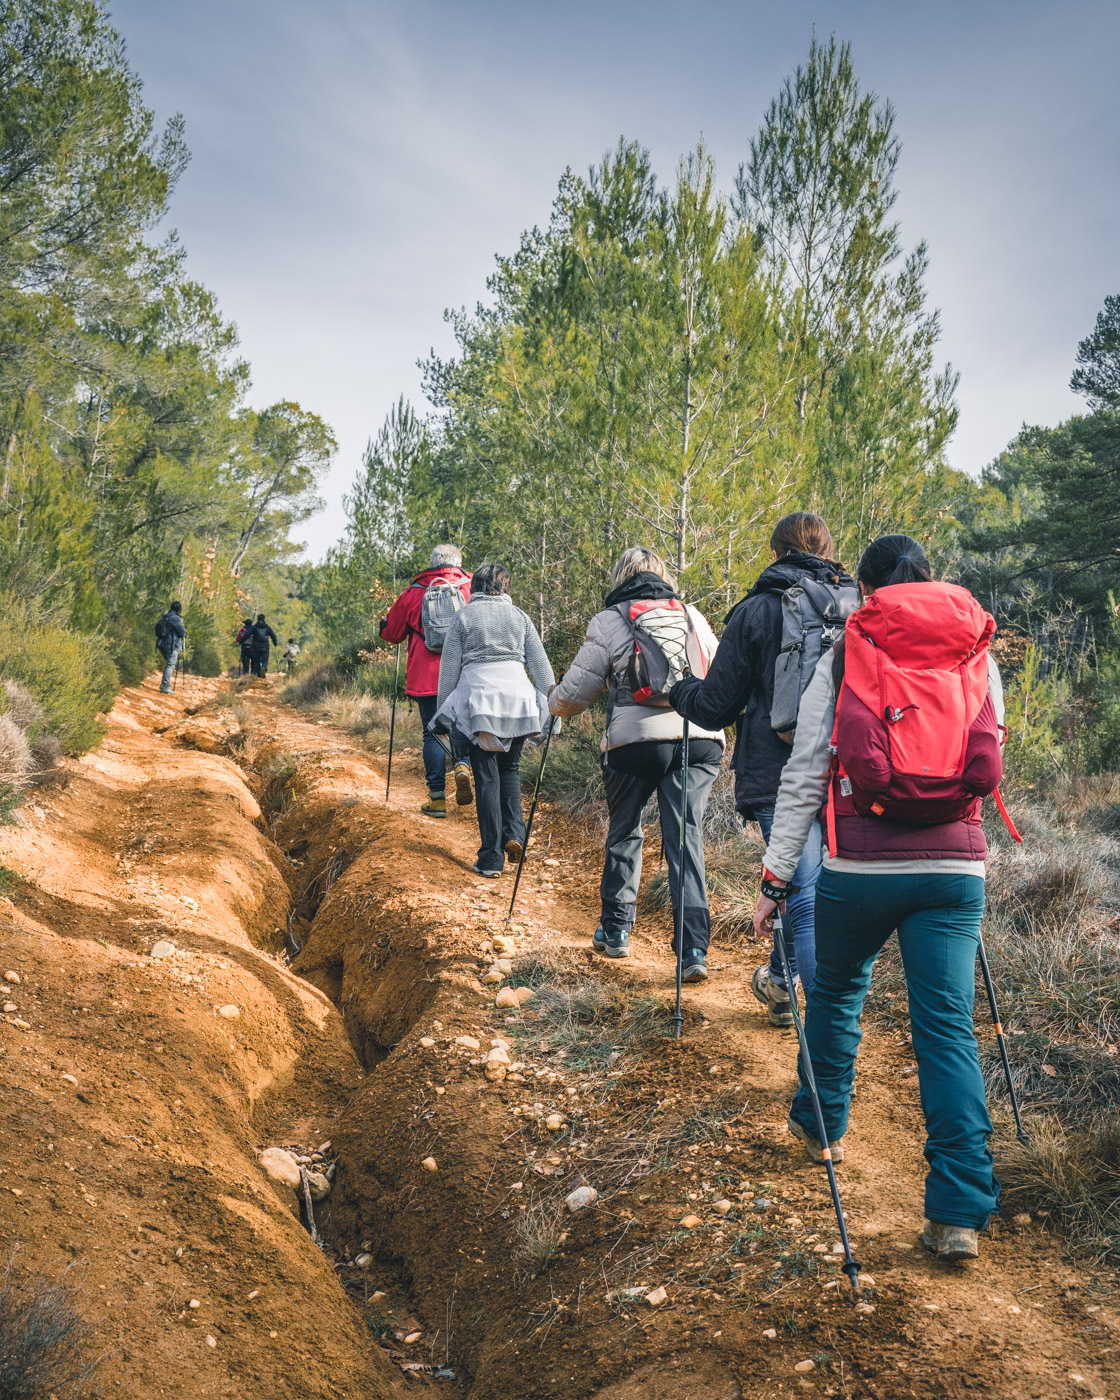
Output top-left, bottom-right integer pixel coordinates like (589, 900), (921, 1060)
(0, 675), (1116, 1400)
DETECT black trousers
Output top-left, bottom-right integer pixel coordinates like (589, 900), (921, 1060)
(469, 738), (526, 872)
(250, 648), (269, 677)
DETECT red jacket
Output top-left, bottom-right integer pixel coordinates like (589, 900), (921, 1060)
(379, 567), (472, 697)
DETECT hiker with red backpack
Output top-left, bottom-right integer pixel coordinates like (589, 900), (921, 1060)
(753, 534), (1011, 1262)
(549, 547), (723, 981)
(670, 512), (857, 1025)
(379, 544), (473, 817)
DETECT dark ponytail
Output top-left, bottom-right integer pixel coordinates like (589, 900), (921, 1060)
(856, 534), (931, 591)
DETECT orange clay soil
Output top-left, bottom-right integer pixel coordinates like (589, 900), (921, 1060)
(1, 674), (1116, 1400)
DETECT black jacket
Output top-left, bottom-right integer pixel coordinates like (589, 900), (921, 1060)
(250, 622), (278, 653)
(670, 553), (856, 819)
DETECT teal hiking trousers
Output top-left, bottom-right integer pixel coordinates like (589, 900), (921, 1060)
(789, 868), (999, 1230)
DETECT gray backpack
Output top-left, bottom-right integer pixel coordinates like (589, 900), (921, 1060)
(770, 578), (858, 740)
(419, 576), (465, 652)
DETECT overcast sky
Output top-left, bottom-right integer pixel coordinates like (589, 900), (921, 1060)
(110, 0), (1120, 560)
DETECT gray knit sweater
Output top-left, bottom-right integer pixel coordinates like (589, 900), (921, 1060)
(436, 594), (555, 708)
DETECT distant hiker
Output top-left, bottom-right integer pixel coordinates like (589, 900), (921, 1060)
(671, 513), (857, 1022)
(549, 546), (722, 981)
(249, 614), (278, 677)
(236, 618), (253, 676)
(283, 638), (300, 674)
(155, 601), (186, 694)
(752, 534), (1007, 1262)
(436, 562), (555, 878)
(379, 545), (473, 817)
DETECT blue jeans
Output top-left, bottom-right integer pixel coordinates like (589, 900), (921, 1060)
(790, 869), (998, 1229)
(755, 808), (821, 990)
(159, 646), (181, 692)
(415, 696), (468, 795)
(470, 738), (526, 872)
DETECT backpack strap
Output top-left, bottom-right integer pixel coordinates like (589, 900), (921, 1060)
(824, 681), (845, 859)
(991, 788), (1023, 843)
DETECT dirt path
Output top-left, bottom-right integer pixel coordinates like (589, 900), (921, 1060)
(1, 677), (1116, 1400)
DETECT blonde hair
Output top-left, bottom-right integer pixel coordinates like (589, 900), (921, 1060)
(611, 545), (677, 591)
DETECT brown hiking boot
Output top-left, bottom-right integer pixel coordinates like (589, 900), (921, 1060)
(453, 762), (474, 806)
(421, 793), (447, 819)
(921, 1220), (979, 1261)
(753, 964), (795, 1028)
(787, 1115), (845, 1165)
(504, 838), (523, 865)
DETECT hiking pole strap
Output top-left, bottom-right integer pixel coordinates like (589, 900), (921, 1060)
(774, 912), (862, 1290)
(671, 720), (689, 1039)
(976, 932), (1029, 1143)
(507, 713), (556, 922)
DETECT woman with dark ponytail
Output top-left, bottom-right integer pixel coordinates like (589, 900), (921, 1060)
(753, 533), (1008, 1263)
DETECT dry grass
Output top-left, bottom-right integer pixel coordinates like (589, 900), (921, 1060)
(513, 955), (667, 1070)
(0, 1261), (102, 1399)
(512, 1195), (568, 1273)
(0, 680), (43, 732)
(0, 715), (31, 792)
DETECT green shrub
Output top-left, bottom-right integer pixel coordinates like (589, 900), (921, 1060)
(0, 594), (118, 754)
(1001, 643), (1067, 786)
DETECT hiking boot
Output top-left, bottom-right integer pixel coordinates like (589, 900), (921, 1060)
(680, 949), (709, 983)
(453, 762), (474, 806)
(471, 863), (502, 879)
(921, 1220), (979, 1261)
(593, 924), (630, 958)
(504, 838), (524, 865)
(787, 1115), (845, 1165)
(421, 793), (447, 818)
(752, 964), (795, 1028)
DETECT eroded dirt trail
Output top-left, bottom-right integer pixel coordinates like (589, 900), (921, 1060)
(2, 677), (1116, 1400)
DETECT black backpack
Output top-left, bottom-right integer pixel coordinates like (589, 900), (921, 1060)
(252, 621), (271, 646)
(154, 613), (172, 649)
(769, 578), (858, 739)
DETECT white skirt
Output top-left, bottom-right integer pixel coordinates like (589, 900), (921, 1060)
(435, 661), (554, 752)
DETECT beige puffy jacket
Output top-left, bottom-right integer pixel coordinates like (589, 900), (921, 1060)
(549, 604), (725, 752)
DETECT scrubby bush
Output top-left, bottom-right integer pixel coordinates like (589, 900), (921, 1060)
(0, 682), (43, 733)
(0, 1263), (101, 1398)
(0, 594), (117, 754)
(0, 717), (31, 793)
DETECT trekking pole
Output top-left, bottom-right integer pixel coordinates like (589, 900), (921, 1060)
(976, 931), (1030, 1145)
(506, 712), (558, 924)
(671, 718), (690, 1039)
(774, 909), (862, 1293)
(384, 642), (401, 803)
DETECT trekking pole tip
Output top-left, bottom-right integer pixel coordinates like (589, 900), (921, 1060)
(1016, 1128), (1030, 1145)
(842, 1259), (863, 1292)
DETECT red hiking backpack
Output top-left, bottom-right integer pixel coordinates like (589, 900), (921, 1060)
(614, 598), (711, 708)
(826, 582), (1021, 851)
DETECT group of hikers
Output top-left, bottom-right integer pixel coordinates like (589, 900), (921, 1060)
(381, 514), (1011, 1264)
(154, 605), (300, 688)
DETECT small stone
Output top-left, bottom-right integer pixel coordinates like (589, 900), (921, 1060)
(421, 1157), (438, 1172)
(370, 1290), (385, 1301)
(216, 1004), (239, 1019)
(480, 967), (505, 984)
(4, 971), (19, 984)
(565, 1186), (598, 1213)
(419, 1037), (435, 1048)
(1012, 1212), (1032, 1227)
(487, 1045), (510, 1064)
(306, 1171), (331, 1202)
(923, 1303), (940, 1312)
(495, 988), (519, 1008)
(11, 1019), (29, 1031)
(205, 1335), (216, 1348)
(188, 1299), (201, 1309)
(753, 1198), (772, 1212)
(545, 1112), (565, 1131)
(679, 1214), (702, 1230)
(645, 1285), (668, 1307)
(484, 1060), (507, 1082)
(355, 1253), (372, 1269)
(514, 986), (535, 1005)
(2, 1002), (15, 1013)
(855, 1301), (876, 1315)
(491, 935), (516, 955)
(857, 1274), (875, 1289)
(762, 1327), (778, 1339)
(454, 1035), (480, 1050)
(1007, 1304), (1021, 1315)
(404, 1330), (421, 1344)
(794, 1360), (815, 1373)
(248, 1290), (259, 1299)
(712, 1198), (732, 1217)
(149, 942), (176, 960)
(259, 1147), (301, 1189)
(60, 1073), (78, 1085)
(493, 958), (513, 974)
